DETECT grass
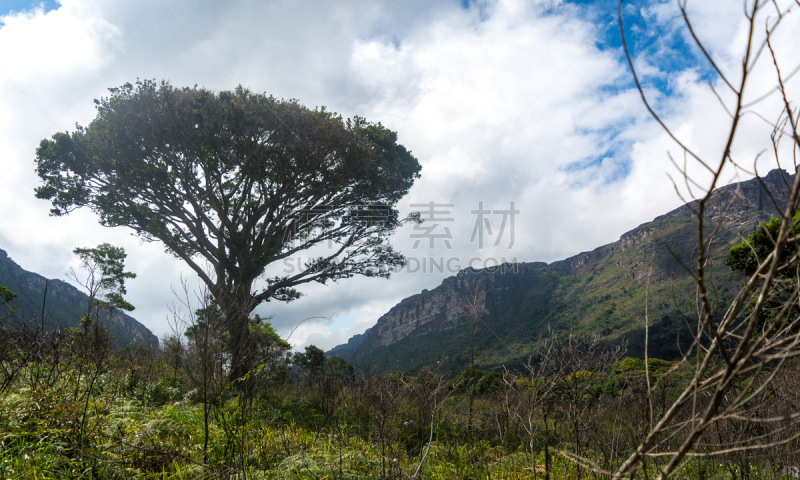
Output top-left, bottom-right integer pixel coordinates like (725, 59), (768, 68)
(2, 328), (798, 479)
(0, 366), (604, 479)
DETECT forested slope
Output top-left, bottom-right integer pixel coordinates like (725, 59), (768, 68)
(0, 248), (157, 346)
(329, 169), (794, 373)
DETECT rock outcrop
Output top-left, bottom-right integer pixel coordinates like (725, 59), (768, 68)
(328, 170), (795, 372)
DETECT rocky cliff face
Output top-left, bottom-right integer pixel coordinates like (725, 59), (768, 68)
(329, 170), (795, 371)
(331, 262), (548, 358)
(0, 248), (158, 346)
(328, 262), (545, 362)
(363, 274), (472, 350)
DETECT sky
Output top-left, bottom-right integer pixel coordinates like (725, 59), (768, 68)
(0, 0), (798, 351)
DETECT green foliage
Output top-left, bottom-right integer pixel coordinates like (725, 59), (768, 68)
(323, 356), (355, 382)
(183, 302), (224, 340)
(250, 314), (291, 355)
(725, 213), (800, 331)
(725, 212), (800, 277)
(292, 345), (326, 377)
(612, 356), (674, 377)
(452, 368), (503, 395)
(0, 286), (16, 305)
(72, 243), (136, 313)
(0, 286), (16, 319)
(601, 356), (679, 396)
(184, 304), (290, 367)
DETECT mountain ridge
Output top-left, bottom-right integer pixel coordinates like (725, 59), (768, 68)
(328, 170), (794, 373)
(0, 247), (158, 346)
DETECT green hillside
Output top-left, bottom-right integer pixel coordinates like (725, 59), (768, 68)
(0, 248), (157, 346)
(331, 170), (787, 374)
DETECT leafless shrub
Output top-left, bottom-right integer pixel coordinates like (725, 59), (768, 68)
(505, 328), (624, 479)
(168, 277), (230, 465)
(609, 0), (800, 478)
(405, 361), (453, 479)
(464, 280), (487, 431)
(361, 371), (406, 479)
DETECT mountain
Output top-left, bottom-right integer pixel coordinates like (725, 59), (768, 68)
(0, 247), (158, 346)
(328, 169), (795, 374)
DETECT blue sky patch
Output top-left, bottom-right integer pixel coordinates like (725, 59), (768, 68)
(459, 0), (490, 22)
(555, 0), (719, 184)
(3, 0), (59, 16)
(566, 0), (716, 92)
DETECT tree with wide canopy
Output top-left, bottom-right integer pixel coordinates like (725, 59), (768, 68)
(35, 79), (421, 378)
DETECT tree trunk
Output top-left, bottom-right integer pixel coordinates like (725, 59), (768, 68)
(217, 285), (255, 383)
(227, 307), (252, 382)
(228, 313), (249, 381)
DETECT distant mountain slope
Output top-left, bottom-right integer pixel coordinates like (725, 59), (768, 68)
(0, 248), (158, 346)
(329, 170), (794, 374)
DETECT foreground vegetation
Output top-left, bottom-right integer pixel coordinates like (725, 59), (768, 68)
(2, 314), (800, 480)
